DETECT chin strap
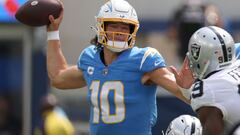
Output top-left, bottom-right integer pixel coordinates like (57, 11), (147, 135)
(199, 60), (210, 80)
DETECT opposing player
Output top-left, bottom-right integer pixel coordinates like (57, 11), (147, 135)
(172, 26), (240, 135)
(46, 0), (192, 135)
(165, 114), (202, 135)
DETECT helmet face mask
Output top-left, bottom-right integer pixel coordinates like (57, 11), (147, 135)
(188, 26), (235, 79)
(95, 0), (139, 52)
(186, 52), (200, 79)
(165, 115), (202, 135)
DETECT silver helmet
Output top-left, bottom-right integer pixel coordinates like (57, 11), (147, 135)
(165, 115), (202, 135)
(187, 26), (235, 79)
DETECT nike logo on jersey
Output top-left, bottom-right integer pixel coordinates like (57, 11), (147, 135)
(154, 61), (161, 66)
(140, 48), (161, 69)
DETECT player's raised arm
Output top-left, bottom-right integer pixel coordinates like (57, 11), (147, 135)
(46, 8), (86, 89)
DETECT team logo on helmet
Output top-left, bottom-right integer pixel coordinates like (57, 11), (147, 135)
(190, 43), (201, 61)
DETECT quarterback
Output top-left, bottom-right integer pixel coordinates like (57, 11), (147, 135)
(46, 0), (191, 135)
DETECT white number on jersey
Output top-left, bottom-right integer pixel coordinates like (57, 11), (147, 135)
(90, 81), (125, 124)
(192, 80), (203, 98)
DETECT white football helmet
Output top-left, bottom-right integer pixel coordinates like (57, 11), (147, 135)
(229, 123), (240, 135)
(165, 115), (202, 135)
(95, 0), (139, 52)
(187, 26), (235, 79)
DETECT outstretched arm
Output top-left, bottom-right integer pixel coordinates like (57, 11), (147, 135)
(143, 67), (190, 104)
(142, 57), (194, 103)
(47, 3), (86, 89)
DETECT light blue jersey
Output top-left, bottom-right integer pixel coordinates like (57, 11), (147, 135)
(77, 45), (166, 135)
(235, 43), (240, 59)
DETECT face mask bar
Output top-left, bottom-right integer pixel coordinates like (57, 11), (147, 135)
(102, 31), (133, 47)
(95, 18), (139, 52)
(187, 52), (210, 80)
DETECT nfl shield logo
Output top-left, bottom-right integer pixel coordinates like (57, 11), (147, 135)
(190, 43), (201, 60)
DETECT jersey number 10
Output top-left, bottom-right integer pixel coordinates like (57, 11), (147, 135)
(90, 81), (125, 124)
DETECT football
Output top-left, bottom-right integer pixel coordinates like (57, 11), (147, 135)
(15, 0), (63, 26)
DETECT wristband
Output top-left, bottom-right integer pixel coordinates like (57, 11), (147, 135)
(47, 31), (60, 41)
(179, 86), (192, 100)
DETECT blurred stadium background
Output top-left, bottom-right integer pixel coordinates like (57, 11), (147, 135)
(1, 0), (240, 135)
